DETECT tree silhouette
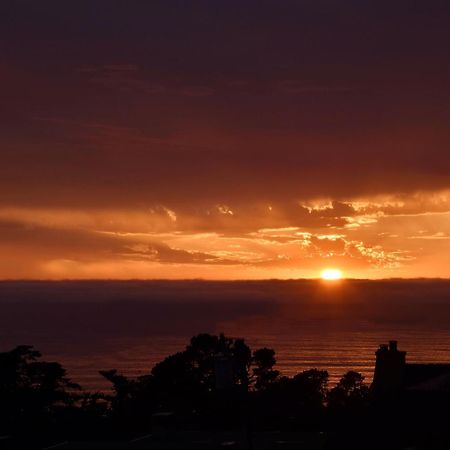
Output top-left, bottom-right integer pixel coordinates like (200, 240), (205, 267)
(0, 345), (79, 434)
(252, 347), (280, 390)
(99, 333), (278, 426)
(290, 369), (329, 407)
(3, 338), (447, 448)
(328, 370), (370, 411)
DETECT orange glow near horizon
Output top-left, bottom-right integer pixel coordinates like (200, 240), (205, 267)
(0, 193), (450, 279)
(320, 269), (343, 281)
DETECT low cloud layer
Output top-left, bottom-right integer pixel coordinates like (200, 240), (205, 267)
(0, 190), (449, 278)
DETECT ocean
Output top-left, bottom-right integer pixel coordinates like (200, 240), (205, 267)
(1, 279), (450, 391)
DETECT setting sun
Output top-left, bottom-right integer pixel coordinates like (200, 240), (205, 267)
(320, 268), (343, 280)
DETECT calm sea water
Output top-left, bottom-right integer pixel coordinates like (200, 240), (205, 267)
(1, 280), (450, 390)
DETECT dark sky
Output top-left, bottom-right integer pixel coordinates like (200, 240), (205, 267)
(1, 1), (450, 279)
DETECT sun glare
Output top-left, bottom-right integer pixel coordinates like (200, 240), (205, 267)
(320, 268), (343, 280)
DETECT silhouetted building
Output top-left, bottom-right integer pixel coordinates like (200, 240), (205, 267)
(372, 340), (450, 393)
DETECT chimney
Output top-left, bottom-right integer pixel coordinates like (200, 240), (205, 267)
(389, 340), (398, 352)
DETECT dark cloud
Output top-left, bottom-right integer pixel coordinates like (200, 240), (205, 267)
(0, 218), (244, 269)
(1, 1), (449, 210)
(0, 220), (125, 259)
(132, 243), (237, 266)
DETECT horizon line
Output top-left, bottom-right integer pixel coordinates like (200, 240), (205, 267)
(0, 277), (449, 282)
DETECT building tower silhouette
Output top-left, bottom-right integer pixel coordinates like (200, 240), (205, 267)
(372, 340), (406, 392)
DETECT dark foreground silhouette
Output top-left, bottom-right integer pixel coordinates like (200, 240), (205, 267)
(1, 336), (450, 449)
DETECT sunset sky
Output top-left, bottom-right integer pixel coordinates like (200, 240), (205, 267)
(1, 1), (450, 279)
